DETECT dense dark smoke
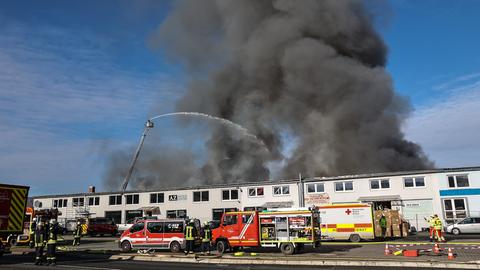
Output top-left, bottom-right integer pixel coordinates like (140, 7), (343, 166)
(105, 0), (433, 190)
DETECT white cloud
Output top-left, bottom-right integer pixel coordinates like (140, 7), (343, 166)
(404, 76), (480, 168)
(0, 21), (183, 195)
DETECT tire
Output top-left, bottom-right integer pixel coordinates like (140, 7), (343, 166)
(216, 240), (228, 255)
(9, 238), (17, 246)
(349, 234), (361, 242)
(121, 241), (132, 252)
(452, 228), (461, 235)
(170, 241), (181, 253)
(280, 243), (295, 255)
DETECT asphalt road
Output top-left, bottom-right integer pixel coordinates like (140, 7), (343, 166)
(0, 252), (456, 270)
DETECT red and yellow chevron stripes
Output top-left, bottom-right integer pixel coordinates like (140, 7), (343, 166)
(7, 188), (28, 231)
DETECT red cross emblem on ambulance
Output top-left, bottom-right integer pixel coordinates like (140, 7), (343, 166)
(345, 209), (352, 215)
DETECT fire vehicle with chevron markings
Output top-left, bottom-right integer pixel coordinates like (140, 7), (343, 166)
(0, 183), (29, 257)
(212, 208), (321, 255)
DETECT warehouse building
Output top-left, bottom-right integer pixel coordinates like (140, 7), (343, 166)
(31, 167), (480, 230)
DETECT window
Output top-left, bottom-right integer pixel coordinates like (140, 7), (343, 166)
(125, 210), (143, 223)
(53, 199), (68, 208)
(150, 193), (164, 204)
(334, 181), (354, 192)
(88, 197), (100, 206)
(248, 187), (264, 197)
(370, 179), (390, 190)
(212, 208), (238, 221)
(273, 185), (290, 196)
(222, 189), (239, 201)
(109, 195), (122, 205)
(105, 211), (122, 224)
(72, 197), (84, 207)
(242, 214), (253, 224)
(166, 210), (187, 219)
(126, 194), (139, 204)
(443, 198), (467, 223)
(448, 175), (469, 188)
(307, 183), (325, 193)
(164, 221), (183, 233)
(130, 222), (144, 233)
(222, 214), (238, 226)
(404, 177), (425, 188)
(147, 222), (163, 233)
(193, 191), (209, 202)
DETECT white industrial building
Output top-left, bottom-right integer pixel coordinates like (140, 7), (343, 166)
(31, 167), (480, 231)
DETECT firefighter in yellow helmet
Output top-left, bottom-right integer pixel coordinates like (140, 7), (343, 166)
(424, 215), (436, 242)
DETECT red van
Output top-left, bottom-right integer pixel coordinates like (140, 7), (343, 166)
(87, 218), (118, 237)
(119, 219), (200, 253)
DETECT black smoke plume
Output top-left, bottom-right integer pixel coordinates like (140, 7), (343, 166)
(105, 0), (433, 190)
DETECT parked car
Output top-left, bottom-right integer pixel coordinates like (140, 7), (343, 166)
(446, 217), (480, 235)
(118, 216), (159, 233)
(87, 218), (118, 237)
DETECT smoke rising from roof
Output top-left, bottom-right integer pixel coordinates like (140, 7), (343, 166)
(105, 0), (433, 190)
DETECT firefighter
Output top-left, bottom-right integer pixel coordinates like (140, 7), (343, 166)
(184, 220), (196, 255)
(46, 219), (59, 266)
(433, 215), (446, 242)
(424, 215), (435, 242)
(201, 221), (211, 255)
(379, 214), (387, 239)
(29, 217), (37, 248)
(73, 221), (82, 246)
(34, 221), (46, 265)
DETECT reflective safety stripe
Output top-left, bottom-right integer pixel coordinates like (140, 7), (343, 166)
(203, 229), (211, 242)
(185, 226), (194, 240)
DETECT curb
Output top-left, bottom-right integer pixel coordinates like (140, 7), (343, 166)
(109, 254), (480, 269)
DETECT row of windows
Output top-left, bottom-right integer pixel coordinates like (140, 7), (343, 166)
(306, 178), (426, 193)
(56, 175), (472, 207)
(54, 197), (100, 208)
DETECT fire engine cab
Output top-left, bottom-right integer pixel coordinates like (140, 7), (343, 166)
(212, 208), (321, 255)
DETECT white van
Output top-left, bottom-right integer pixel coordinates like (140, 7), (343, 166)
(446, 217), (480, 235)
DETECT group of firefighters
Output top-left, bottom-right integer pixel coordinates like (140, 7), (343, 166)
(28, 218), (83, 266)
(184, 220), (212, 255)
(426, 214), (446, 242)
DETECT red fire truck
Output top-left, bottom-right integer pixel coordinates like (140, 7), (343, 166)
(212, 208), (321, 255)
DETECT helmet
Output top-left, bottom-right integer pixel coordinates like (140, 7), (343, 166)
(50, 219), (56, 225)
(204, 221), (209, 226)
(33, 218), (37, 222)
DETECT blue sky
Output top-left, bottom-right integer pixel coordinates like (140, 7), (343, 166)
(0, 0), (479, 195)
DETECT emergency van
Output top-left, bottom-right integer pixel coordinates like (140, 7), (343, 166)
(317, 203), (375, 242)
(119, 218), (200, 253)
(212, 208), (321, 255)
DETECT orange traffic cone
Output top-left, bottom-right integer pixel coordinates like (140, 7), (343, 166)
(434, 243), (440, 254)
(384, 243), (390, 255)
(448, 248), (454, 260)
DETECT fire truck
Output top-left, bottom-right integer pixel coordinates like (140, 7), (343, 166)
(212, 208), (321, 255)
(0, 183), (29, 256)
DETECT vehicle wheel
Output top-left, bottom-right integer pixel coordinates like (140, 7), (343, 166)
(349, 234), (361, 242)
(452, 228), (461, 235)
(121, 241), (132, 253)
(89, 232), (96, 237)
(9, 238), (18, 246)
(112, 231), (118, 237)
(216, 240), (228, 255)
(280, 243), (295, 255)
(100, 234), (104, 237)
(170, 241), (181, 253)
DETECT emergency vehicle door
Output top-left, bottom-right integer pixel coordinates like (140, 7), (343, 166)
(222, 213), (240, 239)
(129, 222), (146, 246)
(146, 221), (164, 247)
(239, 213), (258, 246)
